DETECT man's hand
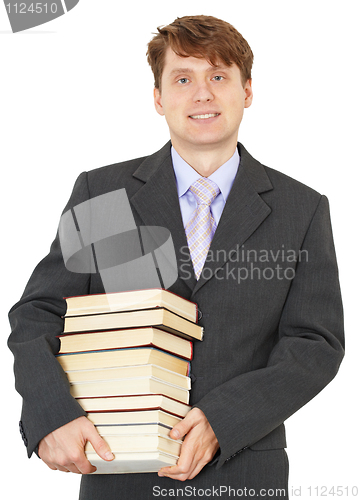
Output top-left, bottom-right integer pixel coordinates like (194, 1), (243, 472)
(38, 416), (114, 474)
(158, 407), (219, 481)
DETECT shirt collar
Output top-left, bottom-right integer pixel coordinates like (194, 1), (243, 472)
(171, 146), (240, 202)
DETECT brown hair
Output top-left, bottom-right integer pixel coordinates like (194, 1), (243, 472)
(147, 15), (254, 91)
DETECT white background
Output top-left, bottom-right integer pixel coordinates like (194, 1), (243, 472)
(1, 1), (359, 498)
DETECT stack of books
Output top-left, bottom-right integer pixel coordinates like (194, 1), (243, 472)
(56, 288), (203, 473)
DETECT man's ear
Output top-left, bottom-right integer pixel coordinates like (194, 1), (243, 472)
(154, 88), (165, 116)
(244, 79), (253, 108)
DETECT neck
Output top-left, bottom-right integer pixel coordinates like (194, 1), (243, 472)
(170, 138), (238, 177)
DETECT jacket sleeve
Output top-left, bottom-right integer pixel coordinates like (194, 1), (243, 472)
(8, 172), (92, 458)
(194, 195), (345, 468)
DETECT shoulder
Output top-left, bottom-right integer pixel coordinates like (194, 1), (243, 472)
(240, 144), (324, 215)
(62, 155), (149, 213)
(239, 144), (329, 233)
(263, 164), (322, 205)
(82, 142), (172, 198)
(261, 165), (332, 237)
(85, 155), (148, 196)
(264, 165), (327, 231)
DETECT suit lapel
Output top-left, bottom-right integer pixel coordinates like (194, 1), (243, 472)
(130, 142), (197, 290)
(129, 142), (273, 296)
(191, 144), (273, 296)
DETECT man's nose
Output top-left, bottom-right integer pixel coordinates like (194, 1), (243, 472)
(192, 81), (214, 103)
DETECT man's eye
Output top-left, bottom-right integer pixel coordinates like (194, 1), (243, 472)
(178, 78), (189, 84)
(213, 75), (224, 81)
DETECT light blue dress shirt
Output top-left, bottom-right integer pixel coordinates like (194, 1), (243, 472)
(171, 146), (240, 228)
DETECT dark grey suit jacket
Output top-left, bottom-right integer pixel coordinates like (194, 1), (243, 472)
(8, 142), (344, 498)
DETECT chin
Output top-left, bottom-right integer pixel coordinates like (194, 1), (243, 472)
(188, 134), (228, 147)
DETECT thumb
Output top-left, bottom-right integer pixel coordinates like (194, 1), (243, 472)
(170, 410), (196, 440)
(86, 426), (114, 461)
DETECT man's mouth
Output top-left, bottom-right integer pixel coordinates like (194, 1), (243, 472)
(189, 113), (220, 120)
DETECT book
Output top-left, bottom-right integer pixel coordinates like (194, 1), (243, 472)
(85, 433), (182, 456)
(76, 393), (191, 418)
(57, 288), (201, 474)
(86, 409), (182, 427)
(85, 433), (182, 474)
(86, 451), (179, 474)
(65, 364), (191, 390)
(56, 347), (190, 376)
(70, 375), (190, 403)
(58, 327), (193, 360)
(95, 423), (173, 437)
(63, 307), (203, 341)
(65, 288), (198, 323)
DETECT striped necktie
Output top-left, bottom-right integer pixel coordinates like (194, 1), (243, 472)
(185, 177), (220, 280)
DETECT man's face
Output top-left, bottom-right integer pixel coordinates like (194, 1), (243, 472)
(154, 48), (253, 153)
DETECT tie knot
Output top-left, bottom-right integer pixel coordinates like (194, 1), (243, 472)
(189, 177), (220, 206)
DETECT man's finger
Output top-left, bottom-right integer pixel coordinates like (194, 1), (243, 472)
(58, 444), (97, 475)
(158, 457), (197, 481)
(158, 432), (195, 478)
(75, 457), (97, 475)
(187, 460), (208, 480)
(65, 463), (83, 474)
(170, 409), (198, 440)
(85, 428), (114, 462)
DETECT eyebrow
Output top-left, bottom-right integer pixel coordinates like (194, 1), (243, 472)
(168, 64), (229, 77)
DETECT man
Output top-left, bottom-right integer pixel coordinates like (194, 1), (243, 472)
(8, 15), (344, 500)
